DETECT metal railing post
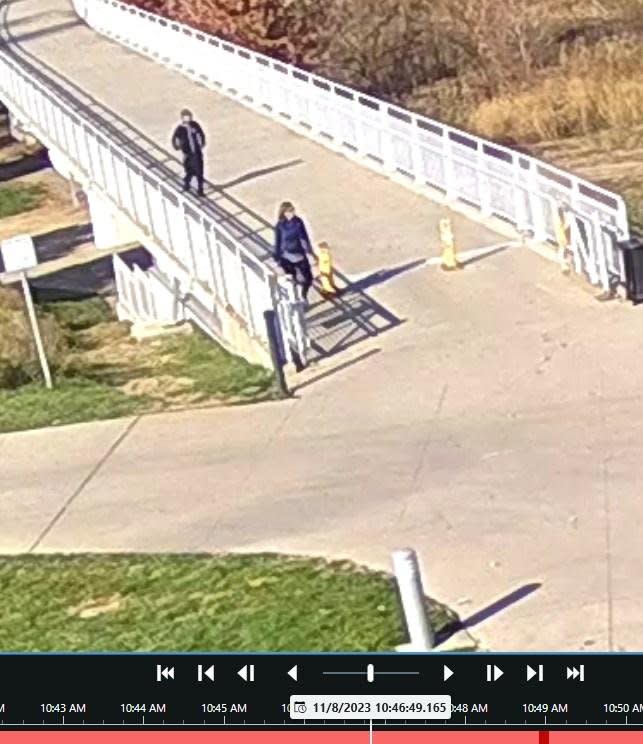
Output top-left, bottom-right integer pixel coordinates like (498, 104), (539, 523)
(392, 548), (434, 652)
(263, 309), (289, 398)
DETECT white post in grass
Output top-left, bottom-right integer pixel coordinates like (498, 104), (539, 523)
(21, 271), (52, 389)
(392, 548), (434, 651)
(1, 234), (52, 389)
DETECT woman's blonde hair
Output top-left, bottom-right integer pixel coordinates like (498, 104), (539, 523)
(278, 201), (295, 221)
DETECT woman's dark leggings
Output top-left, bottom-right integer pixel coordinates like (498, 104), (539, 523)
(281, 257), (313, 299)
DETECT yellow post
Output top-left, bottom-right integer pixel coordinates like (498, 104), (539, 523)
(439, 217), (462, 271)
(316, 241), (337, 295)
(554, 205), (571, 273)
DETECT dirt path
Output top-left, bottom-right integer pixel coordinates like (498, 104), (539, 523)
(0, 169), (90, 245)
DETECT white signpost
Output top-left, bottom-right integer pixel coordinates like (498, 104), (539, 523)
(1, 234), (52, 389)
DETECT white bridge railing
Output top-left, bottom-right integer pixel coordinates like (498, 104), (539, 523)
(0, 43), (305, 366)
(114, 255), (180, 325)
(74, 0), (631, 293)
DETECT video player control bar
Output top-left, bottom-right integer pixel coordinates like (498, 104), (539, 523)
(0, 653), (641, 730)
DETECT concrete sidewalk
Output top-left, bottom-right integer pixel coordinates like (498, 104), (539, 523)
(3, 360), (643, 653)
(4, 269), (643, 653)
(2, 0), (643, 652)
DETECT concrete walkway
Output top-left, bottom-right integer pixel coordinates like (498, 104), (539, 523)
(2, 0), (643, 651)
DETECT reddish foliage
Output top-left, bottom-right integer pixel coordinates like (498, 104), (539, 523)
(127, 0), (322, 67)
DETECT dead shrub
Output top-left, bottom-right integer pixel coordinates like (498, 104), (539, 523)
(469, 39), (643, 142)
(0, 288), (68, 388)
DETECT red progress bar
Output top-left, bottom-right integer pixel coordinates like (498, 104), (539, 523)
(550, 735), (643, 742)
(6, 733), (643, 742)
(0, 732), (537, 743)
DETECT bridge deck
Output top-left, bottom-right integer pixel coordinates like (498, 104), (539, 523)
(3, 0), (643, 651)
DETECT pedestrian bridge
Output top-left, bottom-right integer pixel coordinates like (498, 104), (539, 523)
(0, 0), (632, 373)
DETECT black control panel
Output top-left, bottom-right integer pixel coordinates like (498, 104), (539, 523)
(0, 653), (640, 730)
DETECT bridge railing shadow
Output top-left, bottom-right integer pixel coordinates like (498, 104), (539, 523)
(0, 10), (409, 362)
(304, 261), (426, 361)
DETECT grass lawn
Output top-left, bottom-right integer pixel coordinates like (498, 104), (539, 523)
(0, 296), (277, 433)
(0, 182), (45, 219)
(41, 296), (114, 331)
(0, 378), (148, 432)
(0, 554), (460, 652)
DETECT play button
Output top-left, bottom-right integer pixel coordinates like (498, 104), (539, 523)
(443, 665), (454, 681)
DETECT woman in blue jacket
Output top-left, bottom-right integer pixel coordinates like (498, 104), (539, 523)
(274, 201), (314, 302)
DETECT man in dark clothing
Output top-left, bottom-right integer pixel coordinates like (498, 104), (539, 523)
(172, 109), (206, 196)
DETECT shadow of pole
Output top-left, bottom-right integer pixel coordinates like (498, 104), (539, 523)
(217, 159), (305, 190)
(459, 243), (513, 267)
(436, 582), (542, 645)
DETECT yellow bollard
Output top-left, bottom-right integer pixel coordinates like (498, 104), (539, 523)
(555, 206), (571, 273)
(439, 217), (462, 271)
(316, 241), (337, 295)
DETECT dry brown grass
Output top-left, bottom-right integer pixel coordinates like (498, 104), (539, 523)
(468, 40), (643, 227)
(0, 288), (68, 388)
(469, 39), (643, 143)
(530, 125), (643, 231)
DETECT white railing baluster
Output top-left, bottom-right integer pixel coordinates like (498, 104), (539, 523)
(592, 212), (610, 292)
(443, 132), (457, 201)
(379, 105), (396, 172)
(476, 143), (492, 218)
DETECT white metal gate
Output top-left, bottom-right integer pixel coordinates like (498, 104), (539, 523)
(568, 212), (623, 291)
(273, 276), (309, 370)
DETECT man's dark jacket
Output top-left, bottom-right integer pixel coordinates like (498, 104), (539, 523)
(172, 121), (206, 159)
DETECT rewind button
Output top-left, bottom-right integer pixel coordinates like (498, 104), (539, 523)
(156, 665), (174, 682)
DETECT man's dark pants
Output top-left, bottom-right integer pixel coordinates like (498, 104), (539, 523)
(183, 152), (204, 194)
